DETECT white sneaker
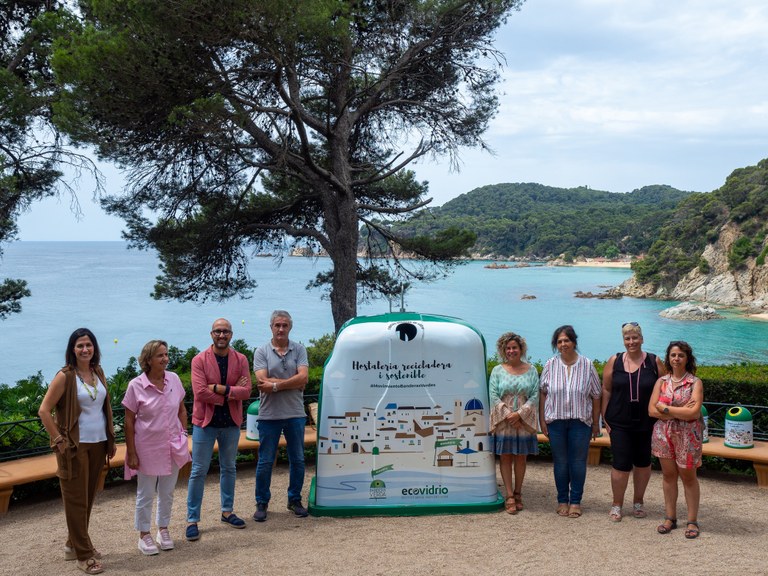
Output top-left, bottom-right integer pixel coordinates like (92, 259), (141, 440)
(138, 534), (159, 556)
(156, 528), (174, 551)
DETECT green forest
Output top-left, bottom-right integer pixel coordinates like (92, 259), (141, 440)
(632, 158), (768, 290)
(390, 183), (691, 259)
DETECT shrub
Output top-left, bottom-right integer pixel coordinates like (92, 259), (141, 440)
(728, 236), (755, 269)
(307, 333), (336, 368)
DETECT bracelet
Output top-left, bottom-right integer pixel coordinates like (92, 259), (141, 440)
(50, 436), (64, 448)
(272, 382), (278, 393)
(225, 384), (230, 397)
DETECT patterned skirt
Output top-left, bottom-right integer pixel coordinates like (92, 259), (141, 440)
(494, 425), (539, 456)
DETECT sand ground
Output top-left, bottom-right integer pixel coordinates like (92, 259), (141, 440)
(1, 460), (765, 576)
(571, 260), (632, 269)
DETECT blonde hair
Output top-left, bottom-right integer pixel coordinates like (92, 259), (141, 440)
(621, 322), (643, 338)
(138, 339), (169, 373)
(496, 332), (528, 362)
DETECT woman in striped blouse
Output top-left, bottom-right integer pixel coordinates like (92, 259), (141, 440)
(539, 325), (601, 518)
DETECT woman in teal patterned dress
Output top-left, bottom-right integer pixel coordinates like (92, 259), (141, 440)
(489, 332), (540, 514)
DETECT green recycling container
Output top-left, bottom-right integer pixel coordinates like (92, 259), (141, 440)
(724, 405), (753, 449)
(701, 405), (709, 444)
(246, 400), (260, 441)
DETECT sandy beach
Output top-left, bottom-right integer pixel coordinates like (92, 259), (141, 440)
(2, 460), (765, 576)
(570, 259), (632, 269)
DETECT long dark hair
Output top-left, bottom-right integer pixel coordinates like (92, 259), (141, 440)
(65, 328), (101, 368)
(664, 340), (697, 375)
(551, 325), (578, 351)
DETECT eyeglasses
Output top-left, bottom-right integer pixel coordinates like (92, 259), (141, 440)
(622, 322), (639, 328)
(211, 329), (232, 336)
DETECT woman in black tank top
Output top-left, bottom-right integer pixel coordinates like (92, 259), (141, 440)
(601, 322), (666, 522)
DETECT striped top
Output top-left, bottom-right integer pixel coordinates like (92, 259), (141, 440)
(540, 354), (601, 425)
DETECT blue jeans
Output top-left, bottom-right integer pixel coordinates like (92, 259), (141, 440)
(186, 425), (240, 522)
(547, 419), (592, 505)
(255, 417), (306, 504)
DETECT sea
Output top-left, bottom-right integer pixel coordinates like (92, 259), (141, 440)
(2, 242), (767, 385)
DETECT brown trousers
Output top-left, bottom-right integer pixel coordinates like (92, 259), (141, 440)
(60, 441), (107, 561)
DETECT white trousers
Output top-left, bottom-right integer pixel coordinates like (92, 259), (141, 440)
(135, 464), (179, 532)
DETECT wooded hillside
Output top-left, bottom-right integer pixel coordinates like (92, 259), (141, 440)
(631, 158), (768, 289)
(392, 183), (691, 258)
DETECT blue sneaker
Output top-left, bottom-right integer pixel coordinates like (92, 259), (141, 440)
(185, 523), (200, 541)
(221, 513), (246, 528)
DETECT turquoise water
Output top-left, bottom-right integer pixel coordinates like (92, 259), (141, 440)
(1, 242), (767, 384)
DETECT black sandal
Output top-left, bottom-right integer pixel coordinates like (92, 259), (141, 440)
(685, 521), (700, 539)
(657, 517), (678, 534)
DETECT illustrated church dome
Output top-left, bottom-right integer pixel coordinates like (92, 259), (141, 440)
(464, 398), (483, 411)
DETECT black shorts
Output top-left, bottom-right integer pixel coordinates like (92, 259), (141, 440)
(609, 427), (653, 471)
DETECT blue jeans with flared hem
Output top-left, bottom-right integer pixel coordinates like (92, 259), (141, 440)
(255, 417), (306, 504)
(186, 424), (240, 523)
(547, 418), (592, 505)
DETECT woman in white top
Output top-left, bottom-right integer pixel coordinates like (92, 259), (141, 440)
(39, 328), (116, 575)
(539, 325), (601, 519)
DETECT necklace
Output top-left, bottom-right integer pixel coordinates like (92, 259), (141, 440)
(77, 370), (98, 402)
(671, 372), (688, 384)
(624, 353), (645, 403)
(628, 364), (641, 403)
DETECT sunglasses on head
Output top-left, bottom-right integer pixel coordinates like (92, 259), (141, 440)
(622, 322), (639, 328)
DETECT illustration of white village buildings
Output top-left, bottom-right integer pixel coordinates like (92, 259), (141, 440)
(318, 398), (490, 467)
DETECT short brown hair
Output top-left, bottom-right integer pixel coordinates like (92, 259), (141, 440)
(138, 340), (169, 373)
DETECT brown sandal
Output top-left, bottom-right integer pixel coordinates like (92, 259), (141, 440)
(77, 557), (104, 575)
(568, 504), (582, 518)
(556, 503), (569, 516)
(504, 497), (517, 514)
(513, 491), (524, 511)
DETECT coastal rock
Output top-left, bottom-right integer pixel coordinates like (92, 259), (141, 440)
(659, 302), (724, 321)
(521, 294), (536, 300)
(615, 223), (768, 311)
(574, 290), (621, 299)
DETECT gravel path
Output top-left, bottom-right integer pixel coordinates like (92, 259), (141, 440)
(1, 461), (765, 576)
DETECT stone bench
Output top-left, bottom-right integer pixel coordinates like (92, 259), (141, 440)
(0, 427), (317, 515)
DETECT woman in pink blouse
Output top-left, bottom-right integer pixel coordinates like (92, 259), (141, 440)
(123, 340), (191, 555)
(539, 325), (601, 518)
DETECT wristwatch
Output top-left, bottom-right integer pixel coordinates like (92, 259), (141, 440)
(272, 382), (278, 392)
(662, 406), (670, 414)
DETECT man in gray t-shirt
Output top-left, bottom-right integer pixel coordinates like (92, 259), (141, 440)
(252, 310), (309, 521)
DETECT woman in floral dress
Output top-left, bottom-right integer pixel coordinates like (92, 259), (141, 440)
(649, 340), (704, 539)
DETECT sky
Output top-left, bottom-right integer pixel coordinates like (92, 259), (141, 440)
(16, 0), (768, 241)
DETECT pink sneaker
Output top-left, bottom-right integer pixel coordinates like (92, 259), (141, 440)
(138, 533), (159, 556)
(156, 528), (174, 551)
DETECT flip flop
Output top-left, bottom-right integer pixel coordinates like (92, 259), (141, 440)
(609, 505), (622, 522)
(632, 502), (647, 518)
(556, 503), (569, 516)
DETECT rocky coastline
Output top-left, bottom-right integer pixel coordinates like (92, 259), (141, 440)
(610, 223), (768, 319)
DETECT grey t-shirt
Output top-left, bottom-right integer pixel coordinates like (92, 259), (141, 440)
(253, 339), (308, 420)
